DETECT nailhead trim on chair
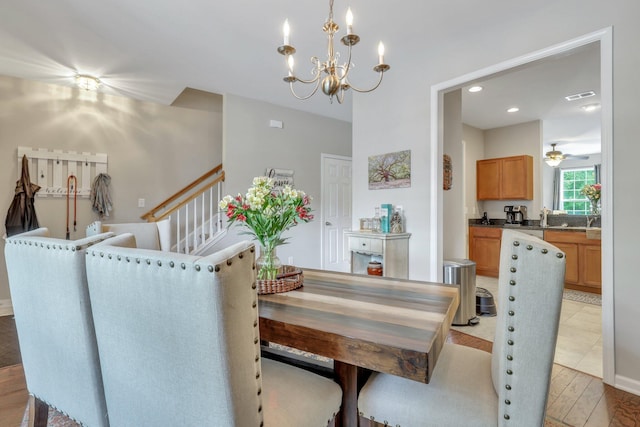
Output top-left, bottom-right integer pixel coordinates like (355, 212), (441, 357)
(503, 239), (522, 421)
(502, 239), (565, 422)
(87, 244), (262, 424)
(9, 234), (111, 253)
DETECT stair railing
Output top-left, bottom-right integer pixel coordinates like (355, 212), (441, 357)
(141, 164), (226, 254)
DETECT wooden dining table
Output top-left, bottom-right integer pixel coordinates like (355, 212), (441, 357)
(258, 268), (459, 427)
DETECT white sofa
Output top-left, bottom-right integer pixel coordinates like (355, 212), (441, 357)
(86, 218), (170, 251)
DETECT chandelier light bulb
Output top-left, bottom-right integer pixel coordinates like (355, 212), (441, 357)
(283, 19), (290, 45)
(346, 8), (353, 35)
(378, 42), (385, 64)
(287, 55), (295, 75)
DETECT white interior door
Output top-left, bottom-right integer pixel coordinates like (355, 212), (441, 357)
(321, 154), (352, 272)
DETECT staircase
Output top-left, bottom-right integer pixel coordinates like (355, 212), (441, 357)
(140, 164), (226, 255)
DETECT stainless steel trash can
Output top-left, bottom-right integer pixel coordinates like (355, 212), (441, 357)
(443, 259), (479, 326)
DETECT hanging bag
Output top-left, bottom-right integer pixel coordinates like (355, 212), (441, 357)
(5, 155), (41, 237)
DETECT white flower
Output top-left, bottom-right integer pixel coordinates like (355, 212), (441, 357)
(218, 195), (234, 209)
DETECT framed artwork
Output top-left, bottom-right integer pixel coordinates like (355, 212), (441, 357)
(368, 150), (411, 190)
(443, 154), (452, 190)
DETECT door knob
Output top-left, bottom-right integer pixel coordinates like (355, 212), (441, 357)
(325, 221), (332, 226)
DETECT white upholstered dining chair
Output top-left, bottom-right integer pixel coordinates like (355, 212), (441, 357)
(358, 229), (567, 426)
(4, 228), (115, 427)
(85, 238), (342, 426)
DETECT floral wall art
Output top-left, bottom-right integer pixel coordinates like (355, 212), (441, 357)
(368, 150), (411, 190)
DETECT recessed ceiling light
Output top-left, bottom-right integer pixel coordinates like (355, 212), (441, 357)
(506, 107), (519, 113)
(581, 103), (601, 112)
(565, 90), (596, 101)
(468, 86), (483, 93)
(75, 74), (101, 91)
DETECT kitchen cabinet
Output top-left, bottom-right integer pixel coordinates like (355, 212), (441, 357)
(345, 231), (410, 279)
(476, 155), (533, 200)
(468, 226), (502, 277)
(544, 230), (601, 293)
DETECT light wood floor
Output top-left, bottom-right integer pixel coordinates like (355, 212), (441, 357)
(453, 275), (603, 378)
(2, 316), (639, 426)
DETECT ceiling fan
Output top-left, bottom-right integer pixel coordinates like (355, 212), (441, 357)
(544, 143), (589, 167)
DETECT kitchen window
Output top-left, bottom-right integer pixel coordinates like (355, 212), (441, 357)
(560, 167), (597, 215)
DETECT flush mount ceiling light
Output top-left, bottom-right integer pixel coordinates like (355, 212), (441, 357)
(75, 74), (101, 91)
(468, 86), (483, 93)
(506, 107), (520, 113)
(544, 143), (566, 167)
(277, 0), (390, 104)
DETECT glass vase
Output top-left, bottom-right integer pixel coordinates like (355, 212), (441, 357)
(590, 199), (601, 215)
(257, 245), (282, 280)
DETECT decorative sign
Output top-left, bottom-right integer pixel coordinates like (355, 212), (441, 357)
(368, 150), (411, 190)
(265, 168), (294, 190)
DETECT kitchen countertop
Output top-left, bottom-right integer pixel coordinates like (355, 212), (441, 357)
(469, 219), (601, 232)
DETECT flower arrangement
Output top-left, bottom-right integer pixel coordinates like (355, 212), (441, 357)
(219, 176), (313, 279)
(580, 183), (601, 215)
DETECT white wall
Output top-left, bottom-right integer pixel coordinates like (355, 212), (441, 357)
(352, 1), (640, 391)
(443, 90), (464, 259)
(463, 124), (486, 256)
(0, 75), (222, 300)
(217, 94), (352, 270)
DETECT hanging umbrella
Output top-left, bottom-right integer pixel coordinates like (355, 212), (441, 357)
(4, 155), (41, 237)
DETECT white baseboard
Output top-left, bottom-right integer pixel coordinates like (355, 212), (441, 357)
(615, 374), (640, 397)
(0, 298), (13, 317)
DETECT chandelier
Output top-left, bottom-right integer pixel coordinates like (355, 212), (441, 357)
(277, 0), (390, 104)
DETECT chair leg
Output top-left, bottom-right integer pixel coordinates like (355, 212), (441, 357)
(27, 395), (48, 427)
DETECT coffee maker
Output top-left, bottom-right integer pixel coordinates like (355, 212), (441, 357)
(504, 205), (527, 224)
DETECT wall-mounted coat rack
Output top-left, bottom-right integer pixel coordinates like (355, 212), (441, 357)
(17, 147), (108, 198)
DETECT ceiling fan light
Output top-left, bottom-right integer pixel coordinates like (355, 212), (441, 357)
(545, 157), (563, 167)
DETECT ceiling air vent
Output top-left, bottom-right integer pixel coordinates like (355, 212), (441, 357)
(565, 90), (596, 101)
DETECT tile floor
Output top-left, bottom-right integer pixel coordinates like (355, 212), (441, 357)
(451, 275), (603, 378)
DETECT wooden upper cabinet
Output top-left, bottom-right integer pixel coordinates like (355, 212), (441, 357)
(476, 155), (533, 200)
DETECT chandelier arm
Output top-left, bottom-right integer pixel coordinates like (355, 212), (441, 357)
(289, 79), (322, 100)
(341, 44), (354, 82)
(294, 75), (322, 85)
(292, 57), (323, 84)
(346, 71), (385, 93)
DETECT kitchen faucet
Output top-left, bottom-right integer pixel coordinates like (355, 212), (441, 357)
(586, 216), (597, 228)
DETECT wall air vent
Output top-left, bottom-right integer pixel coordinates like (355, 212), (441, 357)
(564, 90), (596, 101)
